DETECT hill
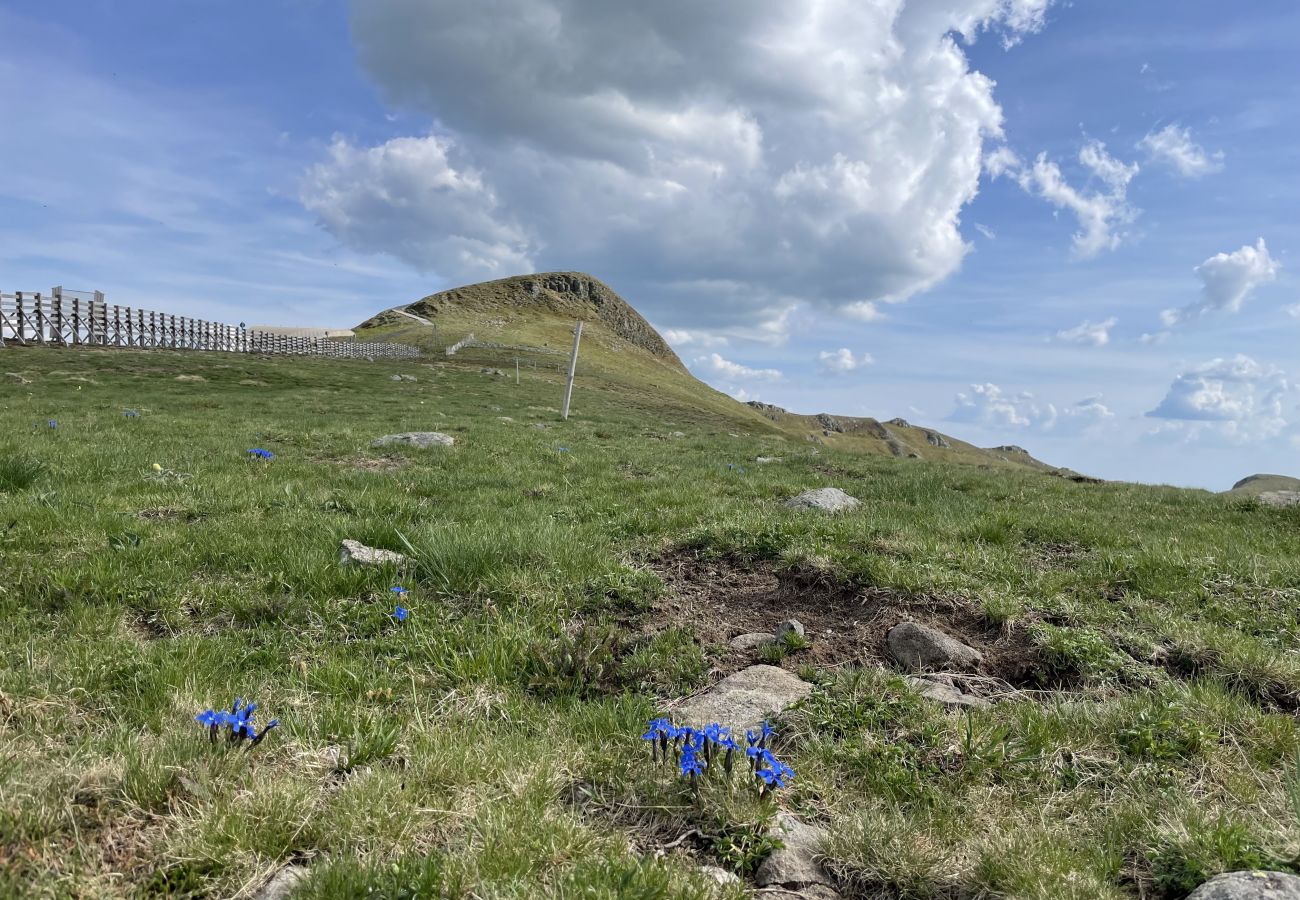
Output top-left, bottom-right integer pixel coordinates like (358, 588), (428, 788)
(357, 272), (1071, 477)
(1227, 473), (1300, 495)
(1, 344), (1298, 897)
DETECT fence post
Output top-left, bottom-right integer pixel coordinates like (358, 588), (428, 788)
(15, 292), (25, 343)
(561, 320), (583, 421)
(50, 287), (64, 346)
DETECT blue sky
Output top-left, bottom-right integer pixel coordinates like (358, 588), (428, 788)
(2, 1), (1297, 489)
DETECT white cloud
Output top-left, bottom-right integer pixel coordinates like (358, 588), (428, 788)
(695, 353), (783, 382)
(300, 136), (534, 280)
(1054, 316), (1117, 346)
(1138, 124), (1224, 178)
(307, 0), (1055, 334)
(1284, 303), (1300, 320)
(975, 223), (997, 240)
(662, 328), (728, 348)
(996, 140), (1139, 258)
(1139, 331), (1171, 345)
(1146, 354), (1293, 441)
(844, 301), (885, 323)
(1161, 238), (1279, 326)
(818, 348), (874, 374)
(949, 383), (1112, 433)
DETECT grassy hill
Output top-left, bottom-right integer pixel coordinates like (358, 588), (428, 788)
(1228, 473), (1300, 495)
(354, 272), (1069, 478)
(1, 335), (1298, 898)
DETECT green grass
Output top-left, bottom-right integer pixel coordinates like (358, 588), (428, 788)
(1, 345), (1299, 898)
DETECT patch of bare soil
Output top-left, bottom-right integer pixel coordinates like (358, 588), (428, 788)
(332, 454), (407, 473)
(646, 551), (1048, 686)
(1027, 540), (1089, 569)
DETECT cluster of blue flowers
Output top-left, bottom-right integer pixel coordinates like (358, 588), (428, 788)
(726, 463), (747, 474)
(391, 586), (410, 622)
(642, 718), (794, 795)
(194, 698), (279, 748)
(246, 448), (275, 460)
(45, 420), (57, 429)
(122, 409), (140, 418)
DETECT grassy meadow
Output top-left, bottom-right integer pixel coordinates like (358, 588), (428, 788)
(2, 345), (1300, 899)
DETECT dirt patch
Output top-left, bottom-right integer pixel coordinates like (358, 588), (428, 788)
(1027, 540), (1089, 569)
(333, 454), (407, 473)
(138, 507), (202, 523)
(645, 551), (1048, 687)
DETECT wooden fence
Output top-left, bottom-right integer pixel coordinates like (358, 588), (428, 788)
(0, 288), (420, 359)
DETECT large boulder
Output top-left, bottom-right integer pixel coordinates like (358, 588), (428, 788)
(755, 813), (835, 890)
(1187, 871), (1300, 899)
(784, 488), (861, 513)
(887, 622), (983, 672)
(675, 665), (812, 734)
(371, 432), (455, 449)
(1258, 491), (1300, 509)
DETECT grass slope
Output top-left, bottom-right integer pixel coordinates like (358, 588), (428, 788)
(2, 346), (1299, 899)
(354, 272), (1055, 477)
(1228, 474), (1300, 496)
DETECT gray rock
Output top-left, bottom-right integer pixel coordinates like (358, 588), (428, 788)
(755, 813), (832, 888)
(730, 632), (775, 650)
(1258, 491), (1300, 509)
(816, 413), (844, 434)
(253, 865), (308, 900)
(886, 417), (911, 427)
(676, 665), (812, 734)
(1187, 871), (1300, 900)
(670, 431), (686, 438)
(370, 432), (455, 449)
(339, 539), (408, 568)
(775, 620), (806, 642)
(924, 430), (950, 448)
(389, 375), (403, 382)
(479, 367), (506, 376)
(399, 374), (417, 382)
(755, 456), (782, 464)
(698, 866), (741, 886)
(906, 675), (990, 709)
(887, 622), (983, 671)
(784, 488), (861, 513)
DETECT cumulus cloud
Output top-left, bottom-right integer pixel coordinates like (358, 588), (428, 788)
(1146, 354), (1292, 441)
(300, 135), (534, 280)
(1054, 316), (1117, 346)
(949, 383), (1113, 432)
(1000, 140), (1139, 258)
(662, 328), (728, 349)
(818, 348), (874, 374)
(1160, 238), (1279, 326)
(304, 0), (1054, 333)
(695, 353), (783, 382)
(1138, 124), (1224, 178)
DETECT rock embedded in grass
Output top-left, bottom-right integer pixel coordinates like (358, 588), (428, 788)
(887, 621), (983, 671)
(339, 539), (408, 568)
(1258, 491), (1300, 509)
(253, 865), (309, 900)
(784, 487), (861, 513)
(1186, 870), (1300, 899)
(905, 675), (990, 709)
(755, 813), (837, 892)
(675, 664), (811, 733)
(775, 619), (806, 642)
(370, 432), (455, 449)
(698, 866), (740, 886)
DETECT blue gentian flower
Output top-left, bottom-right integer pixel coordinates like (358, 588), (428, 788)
(195, 697), (278, 749)
(123, 410), (140, 418)
(390, 586), (408, 595)
(47, 420), (57, 429)
(392, 605), (410, 622)
(246, 448), (274, 460)
(556, 446), (570, 453)
(680, 742), (705, 778)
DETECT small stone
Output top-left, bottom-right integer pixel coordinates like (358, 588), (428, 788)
(887, 622), (983, 672)
(755, 456), (782, 463)
(399, 374), (418, 382)
(498, 416), (514, 422)
(784, 487), (861, 513)
(730, 632), (775, 650)
(370, 432), (455, 449)
(698, 866), (740, 886)
(755, 813), (832, 888)
(389, 375), (403, 382)
(905, 675), (990, 709)
(675, 665), (812, 734)
(339, 539), (408, 568)
(775, 620), (806, 642)
(175, 374), (206, 382)
(670, 431), (686, 438)
(253, 865), (309, 900)
(1187, 871), (1300, 900)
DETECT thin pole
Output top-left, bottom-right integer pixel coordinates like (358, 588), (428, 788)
(560, 321), (583, 420)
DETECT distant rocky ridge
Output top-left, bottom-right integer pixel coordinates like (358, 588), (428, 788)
(1228, 473), (1300, 495)
(359, 272), (683, 367)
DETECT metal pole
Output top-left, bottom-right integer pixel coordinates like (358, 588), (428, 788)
(560, 321), (583, 420)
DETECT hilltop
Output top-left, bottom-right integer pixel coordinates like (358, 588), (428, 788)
(1227, 473), (1300, 495)
(357, 272), (1071, 477)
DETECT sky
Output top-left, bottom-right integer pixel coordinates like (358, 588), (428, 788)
(1, 0), (1297, 489)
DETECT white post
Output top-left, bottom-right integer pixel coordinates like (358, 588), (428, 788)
(560, 321), (583, 420)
